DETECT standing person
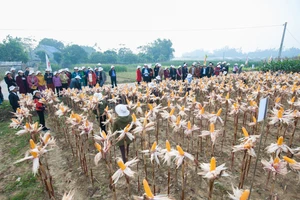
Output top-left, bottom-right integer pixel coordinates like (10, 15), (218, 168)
(169, 65), (177, 81)
(16, 70), (29, 94)
(4, 71), (17, 90)
(59, 70), (69, 89)
(10, 67), (16, 79)
(94, 67), (99, 83)
(36, 71), (46, 91)
(109, 65), (117, 88)
(72, 67), (80, 78)
(158, 63), (164, 79)
(0, 85), (3, 105)
(136, 66), (142, 85)
(207, 63), (214, 78)
(238, 64), (244, 74)
(87, 69), (97, 88)
(24, 67), (30, 77)
(93, 93), (108, 132)
(214, 65), (221, 76)
(200, 65), (208, 78)
(163, 67), (170, 80)
(176, 65), (182, 80)
(195, 63), (201, 78)
(154, 63), (159, 78)
(78, 67), (85, 86)
(52, 71), (62, 97)
(233, 63), (238, 74)
(142, 64), (150, 83)
(27, 71), (38, 94)
(44, 69), (55, 92)
(98, 67), (107, 87)
(189, 62), (197, 78)
(149, 66), (154, 82)
(8, 86), (20, 112)
(182, 63), (188, 81)
(70, 75), (82, 90)
(65, 68), (72, 87)
(81, 66), (87, 86)
(113, 104), (132, 162)
(33, 90), (49, 131)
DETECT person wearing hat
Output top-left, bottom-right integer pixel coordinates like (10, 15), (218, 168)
(16, 70), (29, 94)
(52, 71), (62, 97)
(8, 86), (20, 112)
(233, 63), (239, 74)
(113, 104), (132, 162)
(238, 64), (244, 74)
(214, 65), (221, 76)
(186, 73), (193, 84)
(169, 65), (176, 81)
(108, 65), (117, 88)
(158, 63), (164, 80)
(36, 71), (46, 91)
(81, 66), (87, 86)
(44, 69), (54, 92)
(4, 71), (17, 90)
(189, 62), (197, 78)
(136, 66), (142, 85)
(142, 64), (150, 83)
(10, 67), (16, 79)
(207, 63), (214, 78)
(176, 65), (182, 81)
(64, 68), (72, 87)
(72, 67), (80, 78)
(26, 71), (38, 94)
(59, 70), (69, 89)
(92, 93), (108, 132)
(200, 64), (209, 78)
(163, 67), (170, 80)
(87, 68), (97, 88)
(154, 63), (160, 78)
(33, 90), (49, 131)
(70, 75), (82, 90)
(155, 75), (161, 84)
(98, 67), (107, 87)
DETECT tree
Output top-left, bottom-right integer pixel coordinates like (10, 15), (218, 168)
(0, 35), (29, 63)
(101, 50), (118, 63)
(39, 38), (64, 50)
(89, 52), (103, 63)
(35, 50), (48, 62)
(62, 45), (88, 66)
(140, 39), (175, 62)
(118, 47), (138, 64)
(53, 52), (62, 64)
(80, 45), (96, 56)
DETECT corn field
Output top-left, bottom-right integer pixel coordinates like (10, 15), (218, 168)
(10, 71), (300, 200)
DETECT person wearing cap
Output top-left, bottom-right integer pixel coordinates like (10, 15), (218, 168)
(214, 65), (221, 76)
(98, 67), (107, 87)
(109, 65), (117, 88)
(70, 75), (82, 90)
(16, 70), (29, 94)
(33, 90), (49, 131)
(92, 93), (108, 132)
(26, 71), (38, 94)
(36, 71), (46, 91)
(10, 67), (16, 79)
(59, 70), (69, 89)
(238, 64), (244, 74)
(163, 67), (170, 80)
(8, 86), (20, 112)
(4, 71), (17, 90)
(52, 71), (62, 97)
(169, 65), (177, 81)
(113, 104), (132, 162)
(87, 68), (97, 88)
(233, 63), (239, 74)
(44, 69), (54, 92)
(142, 64), (150, 83)
(136, 66), (142, 85)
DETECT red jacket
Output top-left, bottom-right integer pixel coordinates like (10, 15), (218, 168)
(34, 97), (44, 111)
(136, 69), (142, 82)
(87, 72), (97, 86)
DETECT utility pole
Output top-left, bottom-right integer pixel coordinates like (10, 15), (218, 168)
(278, 22), (287, 60)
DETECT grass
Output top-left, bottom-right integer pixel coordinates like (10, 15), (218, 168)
(0, 101), (44, 200)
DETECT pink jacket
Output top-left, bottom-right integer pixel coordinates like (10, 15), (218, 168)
(27, 75), (38, 89)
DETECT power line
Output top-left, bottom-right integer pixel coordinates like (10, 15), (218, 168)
(0, 24), (283, 32)
(286, 28), (300, 46)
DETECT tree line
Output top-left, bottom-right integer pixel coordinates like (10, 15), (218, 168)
(0, 36), (175, 66)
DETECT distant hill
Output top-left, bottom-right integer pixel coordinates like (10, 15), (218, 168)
(181, 47), (300, 60)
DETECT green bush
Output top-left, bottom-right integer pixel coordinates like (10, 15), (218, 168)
(260, 59), (300, 72)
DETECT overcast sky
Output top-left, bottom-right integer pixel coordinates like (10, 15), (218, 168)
(1, 0), (300, 57)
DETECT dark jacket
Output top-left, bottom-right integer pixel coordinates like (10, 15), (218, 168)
(93, 100), (108, 116)
(109, 69), (116, 77)
(44, 73), (54, 84)
(8, 92), (20, 111)
(4, 76), (17, 89)
(113, 115), (132, 146)
(69, 78), (82, 90)
(16, 75), (29, 94)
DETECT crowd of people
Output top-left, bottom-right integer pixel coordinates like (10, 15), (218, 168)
(136, 61), (244, 84)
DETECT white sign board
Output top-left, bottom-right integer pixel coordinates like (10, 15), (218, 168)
(258, 97), (269, 122)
